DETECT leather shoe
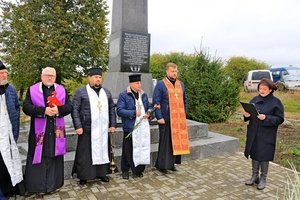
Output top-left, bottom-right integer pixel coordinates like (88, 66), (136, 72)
(79, 180), (87, 185)
(132, 172), (143, 178)
(122, 172), (129, 180)
(171, 167), (177, 171)
(100, 176), (110, 182)
(159, 169), (168, 174)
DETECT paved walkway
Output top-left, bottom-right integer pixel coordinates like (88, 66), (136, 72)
(11, 152), (294, 200)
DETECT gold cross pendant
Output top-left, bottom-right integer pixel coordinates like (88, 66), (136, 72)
(136, 102), (142, 112)
(174, 93), (178, 99)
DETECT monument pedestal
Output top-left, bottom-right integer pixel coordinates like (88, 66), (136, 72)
(103, 72), (153, 99)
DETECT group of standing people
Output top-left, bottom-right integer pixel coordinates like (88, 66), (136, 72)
(0, 61), (190, 198)
(0, 59), (285, 198)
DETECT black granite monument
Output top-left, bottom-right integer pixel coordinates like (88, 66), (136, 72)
(103, 0), (153, 99)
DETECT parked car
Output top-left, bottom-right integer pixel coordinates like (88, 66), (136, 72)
(243, 70), (273, 92)
(270, 66), (300, 90)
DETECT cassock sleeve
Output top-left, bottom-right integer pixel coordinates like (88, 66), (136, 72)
(23, 88), (46, 118)
(152, 82), (163, 120)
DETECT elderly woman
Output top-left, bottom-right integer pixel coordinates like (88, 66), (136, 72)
(243, 78), (284, 190)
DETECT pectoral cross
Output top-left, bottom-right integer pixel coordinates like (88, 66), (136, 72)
(174, 93), (178, 99)
(136, 102), (142, 112)
(97, 100), (102, 111)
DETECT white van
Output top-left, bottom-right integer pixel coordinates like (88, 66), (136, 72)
(243, 70), (273, 92)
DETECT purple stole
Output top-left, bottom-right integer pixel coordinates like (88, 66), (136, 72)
(30, 82), (66, 164)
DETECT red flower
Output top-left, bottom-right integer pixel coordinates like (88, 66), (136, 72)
(47, 91), (62, 107)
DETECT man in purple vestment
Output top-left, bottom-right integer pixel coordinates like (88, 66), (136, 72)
(23, 67), (72, 195)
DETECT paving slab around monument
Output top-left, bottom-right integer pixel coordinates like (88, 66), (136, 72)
(11, 152), (294, 200)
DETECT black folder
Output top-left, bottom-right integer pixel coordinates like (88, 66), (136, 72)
(240, 102), (259, 116)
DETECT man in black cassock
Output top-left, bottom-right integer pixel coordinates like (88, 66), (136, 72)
(71, 67), (116, 185)
(23, 67), (72, 194)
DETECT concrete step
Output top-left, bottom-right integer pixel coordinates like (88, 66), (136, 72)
(18, 130), (239, 179)
(19, 116), (209, 152)
(58, 119), (209, 152)
(17, 118), (239, 180)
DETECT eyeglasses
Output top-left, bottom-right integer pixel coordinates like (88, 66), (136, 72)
(43, 74), (56, 78)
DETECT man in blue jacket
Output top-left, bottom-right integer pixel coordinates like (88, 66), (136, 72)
(0, 60), (25, 198)
(117, 74), (152, 180)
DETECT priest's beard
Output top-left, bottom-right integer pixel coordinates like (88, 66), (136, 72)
(167, 76), (176, 81)
(94, 84), (101, 88)
(44, 82), (54, 87)
(0, 79), (8, 85)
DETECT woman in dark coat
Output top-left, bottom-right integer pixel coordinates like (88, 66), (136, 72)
(243, 78), (284, 190)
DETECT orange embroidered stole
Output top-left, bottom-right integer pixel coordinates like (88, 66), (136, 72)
(163, 78), (190, 155)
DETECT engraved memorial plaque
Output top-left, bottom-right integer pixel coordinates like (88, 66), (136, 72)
(121, 32), (150, 73)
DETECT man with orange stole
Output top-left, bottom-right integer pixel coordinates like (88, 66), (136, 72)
(152, 62), (190, 173)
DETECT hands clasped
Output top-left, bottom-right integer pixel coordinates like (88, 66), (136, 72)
(45, 105), (59, 116)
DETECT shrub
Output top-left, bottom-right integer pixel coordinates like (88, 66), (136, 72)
(182, 50), (240, 123)
(223, 56), (269, 84)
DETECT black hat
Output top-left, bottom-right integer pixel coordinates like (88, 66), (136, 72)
(88, 67), (102, 76)
(0, 60), (7, 70)
(129, 74), (141, 83)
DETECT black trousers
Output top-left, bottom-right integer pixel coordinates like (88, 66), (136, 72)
(121, 132), (145, 173)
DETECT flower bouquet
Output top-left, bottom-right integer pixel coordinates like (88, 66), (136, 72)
(125, 105), (159, 139)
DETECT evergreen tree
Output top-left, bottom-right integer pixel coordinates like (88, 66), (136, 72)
(150, 50), (240, 123)
(182, 50), (240, 123)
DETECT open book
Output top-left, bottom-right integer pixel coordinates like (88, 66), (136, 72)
(240, 102), (259, 116)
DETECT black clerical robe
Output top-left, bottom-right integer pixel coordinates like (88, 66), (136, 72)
(22, 83), (72, 193)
